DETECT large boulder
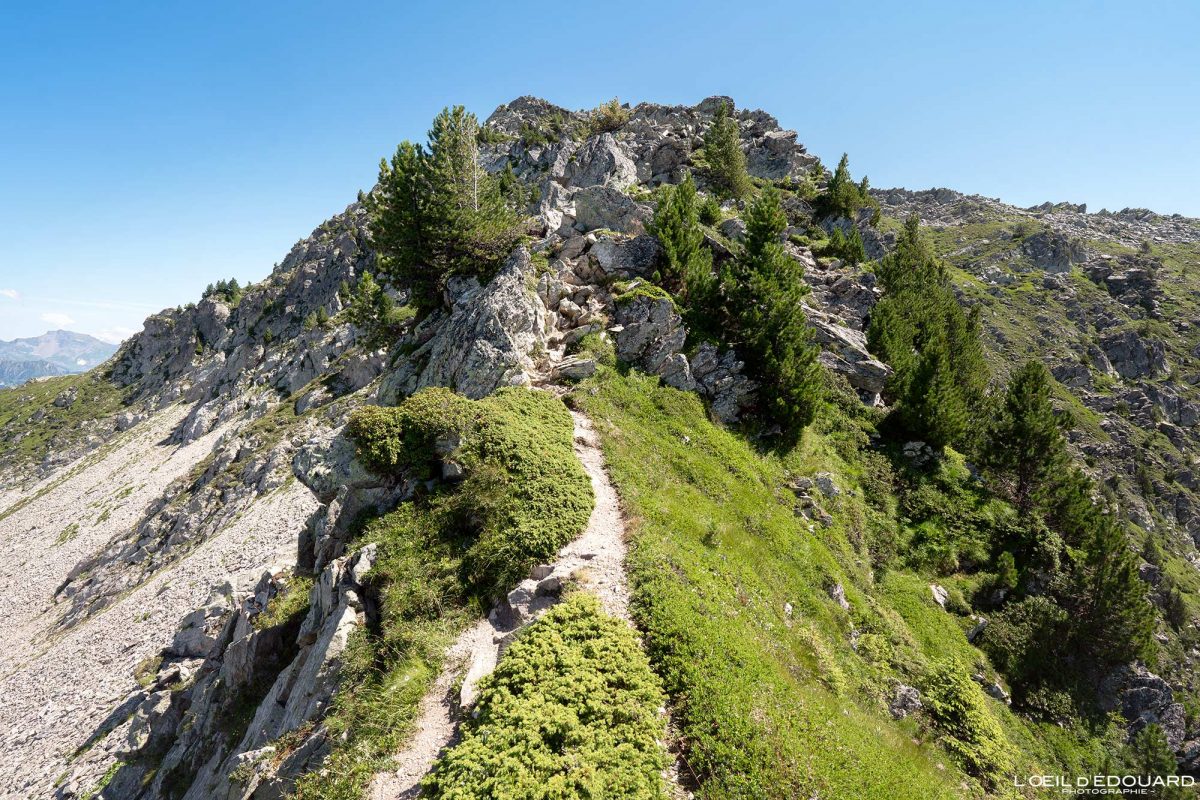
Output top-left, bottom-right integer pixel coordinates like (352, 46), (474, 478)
(1021, 230), (1085, 274)
(1099, 664), (1187, 750)
(807, 310), (892, 402)
(573, 185), (652, 234)
(610, 289), (691, 390)
(1101, 329), (1170, 379)
(588, 234), (661, 278)
(689, 342), (757, 424)
(564, 133), (636, 189)
(412, 248), (547, 399)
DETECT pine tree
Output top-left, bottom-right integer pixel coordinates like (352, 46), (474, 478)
(647, 174), (715, 309)
(369, 106), (521, 310)
(345, 271), (393, 333)
(1067, 515), (1157, 666)
(817, 153), (879, 222)
(982, 360), (1070, 514)
(868, 214), (989, 451)
(702, 102), (751, 200)
(423, 105), (521, 277)
(722, 188), (822, 435)
(824, 226), (867, 265)
(1125, 725), (1185, 799)
(496, 162), (528, 210)
(371, 141), (434, 305)
(995, 551), (1019, 591)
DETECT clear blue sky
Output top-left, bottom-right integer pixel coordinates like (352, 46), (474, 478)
(1, 0), (1196, 342)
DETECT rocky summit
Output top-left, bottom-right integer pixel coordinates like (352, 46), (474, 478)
(1, 95), (1199, 800)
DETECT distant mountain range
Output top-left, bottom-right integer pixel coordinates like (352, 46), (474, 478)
(0, 330), (117, 388)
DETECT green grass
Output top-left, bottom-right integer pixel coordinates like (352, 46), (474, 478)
(570, 368), (1144, 798)
(0, 370), (130, 476)
(423, 593), (668, 799)
(55, 522), (81, 545)
(347, 386), (594, 590)
(295, 386), (595, 799)
(572, 369), (967, 799)
(252, 574), (314, 631)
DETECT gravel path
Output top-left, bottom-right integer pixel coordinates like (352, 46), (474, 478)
(0, 406), (318, 798)
(369, 409), (635, 799)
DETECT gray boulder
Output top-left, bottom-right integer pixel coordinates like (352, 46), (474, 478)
(565, 133), (636, 189)
(807, 310), (892, 402)
(1101, 329), (1170, 379)
(1021, 230), (1085, 274)
(610, 290), (690, 390)
(718, 217), (746, 240)
(1099, 664), (1187, 750)
(689, 342), (757, 424)
(574, 186), (652, 234)
(889, 684), (922, 719)
(413, 248), (547, 399)
(589, 234), (661, 277)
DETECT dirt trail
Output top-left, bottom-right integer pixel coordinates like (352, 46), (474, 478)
(369, 409), (637, 799)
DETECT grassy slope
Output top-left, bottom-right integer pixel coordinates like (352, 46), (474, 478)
(0, 370), (129, 474)
(574, 368), (1121, 799)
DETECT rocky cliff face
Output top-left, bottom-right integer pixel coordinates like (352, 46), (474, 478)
(0, 95), (1197, 799)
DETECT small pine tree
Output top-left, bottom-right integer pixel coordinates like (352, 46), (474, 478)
(702, 102), (751, 200)
(698, 194), (722, 226)
(496, 162), (528, 211)
(1164, 582), (1188, 629)
(1066, 515), (1157, 667)
(868, 214), (989, 451)
(982, 360), (1070, 514)
(995, 551), (1019, 591)
(648, 174), (715, 310)
(369, 106), (522, 310)
(823, 226), (867, 265)
(843, 227), (867, 264)
(817, 154), (880, 223)
(346, 271), (399, 347)
(1124, 725), (1186, 799)
(722, 187), (822, 436)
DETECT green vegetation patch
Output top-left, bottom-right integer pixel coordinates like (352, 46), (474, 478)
(0, 370), (130, 476)
(252, 574), (314, 631)
(423, 593), (668, 799)
(573, 369), (963, 800)
(296, 386), (594, 799)
(348, 386), (594, 590)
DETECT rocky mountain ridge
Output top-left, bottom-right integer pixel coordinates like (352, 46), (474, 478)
(0, 95), (1197, 799)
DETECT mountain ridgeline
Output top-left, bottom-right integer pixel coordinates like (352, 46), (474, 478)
(0, 330), (117, 388)
(0, 96), (1199, 800)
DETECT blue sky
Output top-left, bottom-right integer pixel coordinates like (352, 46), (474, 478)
(1, 0), (1196, 342)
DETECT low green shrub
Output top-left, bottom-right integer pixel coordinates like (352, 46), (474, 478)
(586, 97), (631, 135)
(348, 386), (594, 593)
(698, 194), (722, 226)
(568, 331), (617, 367)
(920, 661), (1014, 786)
(423, 593), (668, 799)
(298, 387), (595, 799)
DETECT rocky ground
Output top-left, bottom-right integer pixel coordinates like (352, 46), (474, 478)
(0, 408), (317, 796)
